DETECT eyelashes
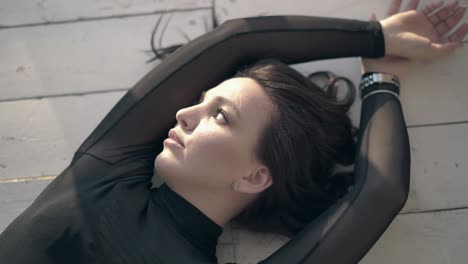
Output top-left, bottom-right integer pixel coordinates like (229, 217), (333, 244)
(192, 98), (229, 125)
(213, 108), (229, 124)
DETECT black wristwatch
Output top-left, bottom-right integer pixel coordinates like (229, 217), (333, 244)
(359, 72), (400, 100)
(360, 72), (400, 88)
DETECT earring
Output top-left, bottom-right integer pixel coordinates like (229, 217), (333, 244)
(232, 181), (240, 192)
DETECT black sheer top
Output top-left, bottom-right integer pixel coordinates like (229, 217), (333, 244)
(0, 15), (410, 264)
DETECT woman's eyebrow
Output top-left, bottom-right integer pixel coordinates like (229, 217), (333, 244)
(199, 91), (241, 119)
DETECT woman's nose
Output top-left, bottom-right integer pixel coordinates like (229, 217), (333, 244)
(175, 106), (198, 131)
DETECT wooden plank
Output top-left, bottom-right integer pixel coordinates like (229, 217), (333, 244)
(361, 209), (468, 264)
(404, 123), (468, 213)
(230, 209), (468, 264)
(215, 0), (384, 22)
(231, 226), (290, 264)
(220, 223), (235, 244)
(398, 55), (468, 126)
(216, 243), (236, 264)
(0, 9), (212, 101)
(215, 0), (468, 25)
(0, 91), (126, 180)
(0, 0), (211, 27)
(0, 179), (52, 232)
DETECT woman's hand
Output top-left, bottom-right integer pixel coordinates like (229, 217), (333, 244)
(361, 0), (467, 78)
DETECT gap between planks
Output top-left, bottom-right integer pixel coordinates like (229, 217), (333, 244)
(0, 6), (211, 30)
(0, 175), (56, 183)
(0, 87), (130, 103)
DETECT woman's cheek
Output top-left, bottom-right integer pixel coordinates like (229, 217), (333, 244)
(191, 135), (238, 170)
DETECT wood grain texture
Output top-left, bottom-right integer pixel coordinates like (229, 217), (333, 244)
(361, 209), (468, 264)
(0, 179), (52, 232)
(0, 91), (126, 180)
(230, 209), (468, 264)
(0, 9), (212, 101)
(404, 123), (468, 213)
(217, 243), (236, 263)
(0, 0), (211, 27)
(215, 0), (468, 29)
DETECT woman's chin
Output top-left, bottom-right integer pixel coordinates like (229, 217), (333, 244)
(154, 152), (168, 170)
(154, 152), (182, 178)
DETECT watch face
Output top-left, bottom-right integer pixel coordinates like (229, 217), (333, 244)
(360, 73), (399, 89)
(359, 75), (374, 89)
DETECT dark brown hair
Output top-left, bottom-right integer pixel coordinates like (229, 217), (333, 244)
(230, 58), (357, 238)
(146, 14), (357, 244)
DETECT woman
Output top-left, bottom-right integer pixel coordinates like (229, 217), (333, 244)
(0, 0), (466, 263)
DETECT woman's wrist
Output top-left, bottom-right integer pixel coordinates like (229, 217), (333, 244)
(359, 55), (406, 79)
(379, 19), (396, 56)
(360, 57), (400, 77)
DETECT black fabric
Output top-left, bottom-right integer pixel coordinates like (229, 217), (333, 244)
(0, 15), (410, 264)
(152, 183), (223, 255)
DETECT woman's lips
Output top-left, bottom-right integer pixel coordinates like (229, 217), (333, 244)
(164, 138), (184, 148)
(167, 129), (185, 147)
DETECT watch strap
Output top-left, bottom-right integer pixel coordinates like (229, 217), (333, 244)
(360, 72), (400, 88)
(360, 72), (400, 98)
(360, 83), (400, 99)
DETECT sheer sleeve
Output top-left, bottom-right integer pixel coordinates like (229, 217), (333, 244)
(259, 83), (410, 263)
(72, 15), (385, 166)
(70, 15), (410, 263)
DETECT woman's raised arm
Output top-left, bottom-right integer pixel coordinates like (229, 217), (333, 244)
(260, 81), (411, 263)
(261, 0), (465, 262)
(68, 0), (465, 259)
(72, 15), (386, 167)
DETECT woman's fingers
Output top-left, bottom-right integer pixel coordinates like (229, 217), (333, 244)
(436, 6), (467, 36)
(385, 0), (420, 17)
(430, 41), (463, 57)
(422, 0), (445, 16)
(403, 0), (421, 11)
(446, 23), (468, 42)
(386, 0), (403, 17)
(427, 0), (460, 26)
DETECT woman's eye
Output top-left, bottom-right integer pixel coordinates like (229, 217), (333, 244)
(213, 108), (228, 124)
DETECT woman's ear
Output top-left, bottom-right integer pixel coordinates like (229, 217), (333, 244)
(238, 166), (272, 194)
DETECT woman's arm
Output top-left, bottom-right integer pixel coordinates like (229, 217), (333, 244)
(260, 0), (465, 262)
(66, 15), (396, 263)
(72, 15), (386, 167)
(260, 83), (410, 263)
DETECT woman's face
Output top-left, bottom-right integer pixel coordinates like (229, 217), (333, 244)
(154, 77), (274, 192)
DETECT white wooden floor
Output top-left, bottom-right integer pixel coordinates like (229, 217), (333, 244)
(1, 0), (467, 263)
